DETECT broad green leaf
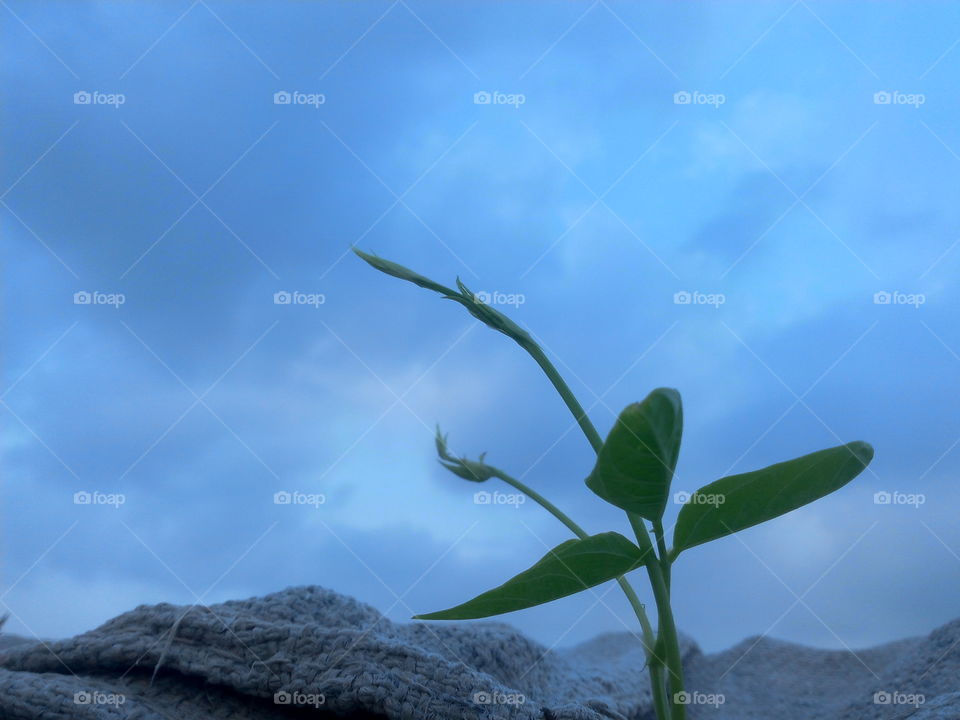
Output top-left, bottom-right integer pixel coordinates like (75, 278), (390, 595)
(672, 442), (874, 556)
(585, 389), (683, 521)
(414, 532), (646, 620)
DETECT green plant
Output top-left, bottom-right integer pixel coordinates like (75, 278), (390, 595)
(355, 249), (874, 720)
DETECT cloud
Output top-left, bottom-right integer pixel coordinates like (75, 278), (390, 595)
(3, 1), (960, 656)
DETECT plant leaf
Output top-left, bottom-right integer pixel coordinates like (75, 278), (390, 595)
(585, 389), (683, 521)
(672, 441), (874, 556)
(414, 532), (647, 620)
(354, 248), (536, 348)
(435, 426), (496, 482)
(353, 248), (456, 296)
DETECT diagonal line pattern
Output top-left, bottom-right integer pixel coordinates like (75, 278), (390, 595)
(318, 121), (479, 281)
(320, 1), (400, 81)
(720, 1), (800, 79)
(399, 1), (480, 81)
(1, 0), (80, 78)
(2, 201), (81, 278)
(315, 520), (480, 684)
(314, 320), (476, 484)
(120, 121), (280, 279)
(0, 399), (82, 480)
(2, 322), (79, 400)
(718, 520), (880, 680)
(1, 121), (80, 200)
(518, 120), (680, 279)
(121, 0), (200, 79)
(719, 121), (879, 279)
(118, 322), (279, 481)
(117, 519), (284, 683)
(199, 1), (279, 79)
(319, 120), (480, 279)
(721, 321), (881, 481)
(717, 321), (877, 478)
(519, 0), (600, 80)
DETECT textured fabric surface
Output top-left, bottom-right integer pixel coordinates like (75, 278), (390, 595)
(0, 586), (953, 719)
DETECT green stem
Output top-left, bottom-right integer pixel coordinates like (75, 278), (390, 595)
(629, 516), (685, 720)
(492, 470), (656, 646)
(621, 584), (671, 720)
(653, 519), (671, 593)
(650, 562), (685, 720)
(508, 334), (682, 719)
(521, 340), (604, 454)
(492, 469), (669, 718)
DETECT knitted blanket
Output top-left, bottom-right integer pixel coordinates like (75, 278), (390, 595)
(0, 586), (955, 719)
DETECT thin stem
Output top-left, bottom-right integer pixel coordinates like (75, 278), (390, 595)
(629, 516), (685, 720)
(501, 338), (686, 720)
(492, 469), (669, 717)
(492, 470), (656, 647)
(521, 340), (604, 453)
(653, 519), (671, 592)
(493, 470), (586, 539)
(504, 332), (682, 718)
(649, 561), (685, 720)
(650, 661), (670, 720)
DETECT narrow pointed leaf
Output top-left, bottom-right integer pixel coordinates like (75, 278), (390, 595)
(672, 441), (874, 556)
(354, 249), (531, 343)
(352, 248), (455, 296)
(414, 532), (646, 620)
(585, 389), (683, 521)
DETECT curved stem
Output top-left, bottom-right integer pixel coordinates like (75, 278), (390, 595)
(492, 470), (656, 645)
(507, 335), (682, 718)
(492, 469), (669, 717)
(521, 340), (604, 453)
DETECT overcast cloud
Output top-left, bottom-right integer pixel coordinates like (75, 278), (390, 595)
(3, 1), (960, 653)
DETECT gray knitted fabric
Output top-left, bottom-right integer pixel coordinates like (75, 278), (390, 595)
(0, 586), (955, 720)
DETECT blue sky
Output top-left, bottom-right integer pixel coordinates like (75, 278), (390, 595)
(3, 1), (960, 656)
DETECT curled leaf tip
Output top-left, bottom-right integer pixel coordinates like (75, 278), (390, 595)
(434, 428), (497, 482)
(357, 250), (532, 347)
(353, 248), (455, 296)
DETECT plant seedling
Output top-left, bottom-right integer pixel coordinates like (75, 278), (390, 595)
(355, 249), (874, 720)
